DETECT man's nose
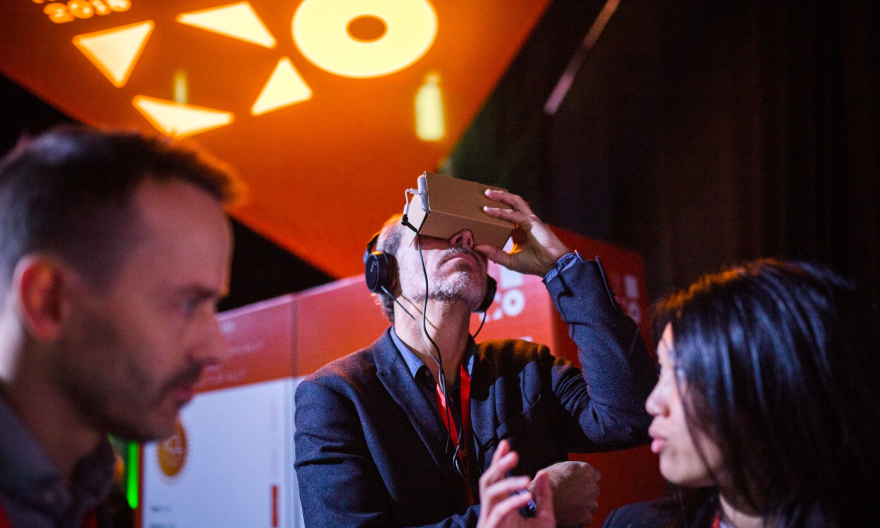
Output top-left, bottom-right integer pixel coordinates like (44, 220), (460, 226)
(448, 229), (474, 249)
(191, 311), (230, 367)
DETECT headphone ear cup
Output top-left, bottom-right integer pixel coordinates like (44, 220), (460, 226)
(365, 251), (397, 293)
(476, 275), (497, 313)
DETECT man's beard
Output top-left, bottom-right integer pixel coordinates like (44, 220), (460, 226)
(399, 247), (486, 311)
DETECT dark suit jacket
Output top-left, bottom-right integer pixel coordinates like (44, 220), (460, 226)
(294, 259), (657, 528)
(601, 497), (681, 528)
(602, 493), (718, 528)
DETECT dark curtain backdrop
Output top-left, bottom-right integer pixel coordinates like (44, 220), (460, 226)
(447, 0), (880, 304)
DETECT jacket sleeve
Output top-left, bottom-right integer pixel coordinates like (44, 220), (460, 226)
(545, 257), (657, 450)
(294, 377), (482, 528)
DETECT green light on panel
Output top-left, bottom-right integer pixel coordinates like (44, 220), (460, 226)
(127, 442), (139, 509)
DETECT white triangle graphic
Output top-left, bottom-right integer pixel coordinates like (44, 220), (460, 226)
(73, 21), (154, 87)
(177, 2), (276, 48)
(132, 96), (234, 138)
(251, 58), (312, 116)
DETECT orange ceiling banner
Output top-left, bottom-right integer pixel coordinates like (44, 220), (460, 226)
(0, 0), (553, 278)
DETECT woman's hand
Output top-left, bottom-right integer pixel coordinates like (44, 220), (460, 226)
(477, 440), (556, 528)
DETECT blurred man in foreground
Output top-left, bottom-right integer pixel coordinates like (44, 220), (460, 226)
(0, 126), (238, 527)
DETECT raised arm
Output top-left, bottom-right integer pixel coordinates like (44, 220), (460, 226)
(477, 189), (654, 447)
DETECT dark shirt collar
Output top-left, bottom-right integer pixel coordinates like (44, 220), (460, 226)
(390, 327), (476, 380)
(0, 394), (116, 525)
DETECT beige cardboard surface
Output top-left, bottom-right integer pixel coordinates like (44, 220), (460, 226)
(402, 172), (514, 248)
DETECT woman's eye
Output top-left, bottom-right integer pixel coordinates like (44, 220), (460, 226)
(180, 298), (198, 313)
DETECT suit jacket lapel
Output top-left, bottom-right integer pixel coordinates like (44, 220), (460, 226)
(468, 345), (499, 472)
(373, 330), (467, 500)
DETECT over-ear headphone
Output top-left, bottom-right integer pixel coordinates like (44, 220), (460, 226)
(364, 233), (397, 294)
(363, 233), (497, 313)
(477, 275), (498, 313)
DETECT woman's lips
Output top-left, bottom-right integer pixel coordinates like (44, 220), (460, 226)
(648, 427), (668, 454)
(650, 437), (668, 454)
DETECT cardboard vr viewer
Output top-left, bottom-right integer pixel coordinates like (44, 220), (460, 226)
(402, 172), (514, 249)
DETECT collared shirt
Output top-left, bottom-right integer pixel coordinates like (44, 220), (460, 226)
(390, 328), (476, 381)
(389, 328), (479, 501)
(389, 326), (476, 436)
(0, 397), (115, 528)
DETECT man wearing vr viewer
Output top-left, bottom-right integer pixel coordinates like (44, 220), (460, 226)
(294, 174), (656, 528)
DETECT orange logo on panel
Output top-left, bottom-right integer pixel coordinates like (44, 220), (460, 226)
(157, 418), (188, 479)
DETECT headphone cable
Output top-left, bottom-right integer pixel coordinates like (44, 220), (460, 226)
(472, 310), (489, 340)
(415, 234), (457, 459)
(384, 226), (479, 481)
(379, 236), (455, 460)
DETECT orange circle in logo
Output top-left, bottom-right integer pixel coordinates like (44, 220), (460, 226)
(157, 418), (188, 478)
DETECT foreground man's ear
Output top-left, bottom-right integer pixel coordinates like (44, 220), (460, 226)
(14, 255), (69, 341)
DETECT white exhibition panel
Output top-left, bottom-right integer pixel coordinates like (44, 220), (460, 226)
(142, 377), (304, 528)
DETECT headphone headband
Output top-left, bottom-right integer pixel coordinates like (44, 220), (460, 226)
(363, 232), (380, 265)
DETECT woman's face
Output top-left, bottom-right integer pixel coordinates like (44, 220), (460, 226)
(646, 324), (722, 487)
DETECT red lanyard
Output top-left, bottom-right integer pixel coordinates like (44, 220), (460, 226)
(0, 501), (98, 528)
(712, 512), (721, 528)
(435, 365), (475, 505)
(435, 365), (471, 456)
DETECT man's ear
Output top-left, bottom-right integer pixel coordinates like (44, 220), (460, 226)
(13, 256), (69, 341)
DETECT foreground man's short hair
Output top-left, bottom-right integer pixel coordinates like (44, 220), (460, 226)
(0, 125), (240, 291)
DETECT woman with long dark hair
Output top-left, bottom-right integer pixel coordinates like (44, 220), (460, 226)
(604, 260), (880, 527)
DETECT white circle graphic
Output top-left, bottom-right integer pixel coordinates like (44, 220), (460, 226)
(292, 0), (438, 78)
